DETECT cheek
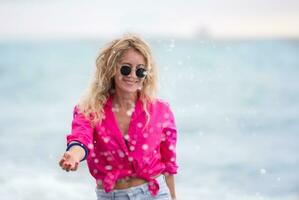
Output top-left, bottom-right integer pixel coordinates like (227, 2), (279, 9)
(114, 75), (123, 85)
(136, 79), (145, 89)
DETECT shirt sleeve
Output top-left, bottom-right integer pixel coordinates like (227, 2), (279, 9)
(66, 105), (94, 160)
(160, 103), (178, 174)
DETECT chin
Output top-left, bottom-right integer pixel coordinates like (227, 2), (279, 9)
(124, 88), (139, 93)
(119, 85), (139, 94)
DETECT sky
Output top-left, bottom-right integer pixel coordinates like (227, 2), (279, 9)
(0, 0), (299, 40)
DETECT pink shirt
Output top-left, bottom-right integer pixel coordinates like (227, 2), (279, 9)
(66, 95), (178, 196)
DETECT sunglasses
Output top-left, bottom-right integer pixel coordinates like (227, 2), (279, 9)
(120, 65), (147, 78)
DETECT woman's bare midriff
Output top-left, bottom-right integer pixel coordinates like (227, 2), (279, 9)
(97, 174), (161, 190)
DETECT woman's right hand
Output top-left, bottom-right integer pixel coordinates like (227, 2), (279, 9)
(59, 151), (80, 172)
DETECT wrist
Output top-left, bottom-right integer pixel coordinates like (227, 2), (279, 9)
(67, 148), (81, 162)
(66, 143), (87, 162)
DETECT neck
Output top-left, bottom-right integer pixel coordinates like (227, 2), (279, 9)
(113, 89), (138, 110)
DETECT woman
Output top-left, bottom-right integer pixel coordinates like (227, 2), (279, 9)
(58, 34), (178, 200)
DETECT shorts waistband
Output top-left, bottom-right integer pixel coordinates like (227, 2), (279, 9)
(95, 175), (165, 197)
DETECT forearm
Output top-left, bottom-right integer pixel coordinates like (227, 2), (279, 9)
(164, 174), (176, 200)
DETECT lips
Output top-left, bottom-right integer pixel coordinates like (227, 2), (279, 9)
(123, 79), (137, 85)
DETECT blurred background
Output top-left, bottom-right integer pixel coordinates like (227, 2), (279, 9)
(0, 0), (298, 200)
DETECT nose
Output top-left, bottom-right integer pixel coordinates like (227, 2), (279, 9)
(127, 67), (137, 79)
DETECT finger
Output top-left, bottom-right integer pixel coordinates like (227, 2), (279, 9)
(64, 166), (69, 172)
(75, 161), (79, 169)
(59, 158), (65, 167)
(66, 166), (71, 172)
(62, 162), (70, 171)
(62, 163), (67, 170)
(71, 162), (79, 171)
(70, 163), (76, 171)
(66, 163), (72, 171)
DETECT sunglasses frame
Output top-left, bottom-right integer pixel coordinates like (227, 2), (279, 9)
(120, 64), (147, 78)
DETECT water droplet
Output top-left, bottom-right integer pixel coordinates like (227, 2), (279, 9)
(128, 157), (134, 162)
(137, 122), (143, 128)
(143, 133), (148, 138)
(126, 109), (133, 116)
(105, 165), (113, 170)
(93, 169), (98, 174)
(142, 144), (149, 150)
(102, 136), (110, 143)
(124, 134), (130, 140)
(260, 168), (266, 174)
(118, 150), (125, 158)
(112, 107), (120, 112)
(166, 39), (175, 52)
(137, 85), (143, 90)
(170, 157), (175, 162)
(131, 140), (137, 145)
(94, 158), (99, 163)
(88, 143), (94, 149)
(108, 173), (114, 179)
(129, 146), (135, 151)
(168, 144), (175, 151)
(166, 130), (171, 136)
(91, 153), (96, 158)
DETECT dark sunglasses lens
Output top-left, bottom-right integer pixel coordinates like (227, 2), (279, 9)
(136, 68), (146, 78)
(120, 65), (131, 76)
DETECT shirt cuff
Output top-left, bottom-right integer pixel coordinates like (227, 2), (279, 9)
(163, 162), (178, 175)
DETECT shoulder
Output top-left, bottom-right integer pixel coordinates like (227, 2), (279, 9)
(149, 98), (176, 122)
(150, 98), (173, 111)
(72, 104), (95, 121)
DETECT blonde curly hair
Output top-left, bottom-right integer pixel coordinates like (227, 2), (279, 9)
(76, 33), (158, 126)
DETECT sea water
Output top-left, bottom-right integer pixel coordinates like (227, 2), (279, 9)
(0, 38), (298, 200)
